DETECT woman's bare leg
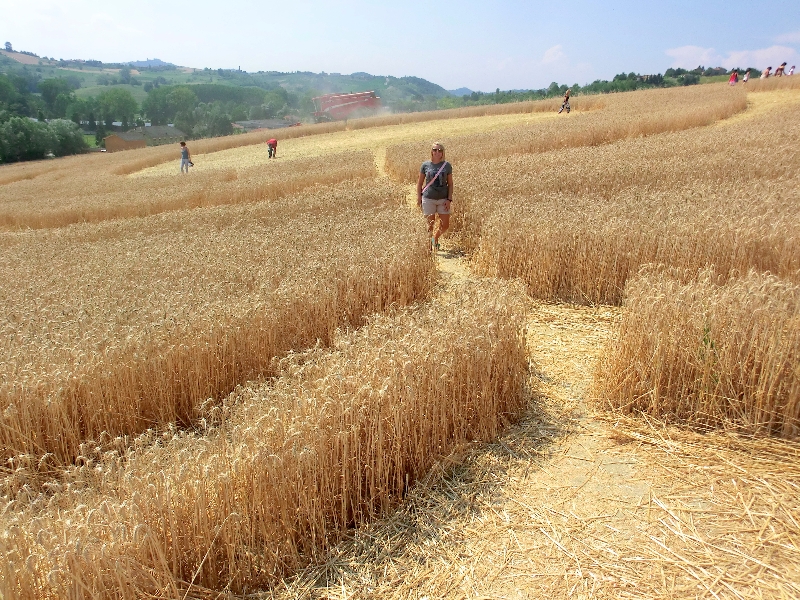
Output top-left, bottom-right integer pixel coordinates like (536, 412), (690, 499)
(434, 214), (450, 243)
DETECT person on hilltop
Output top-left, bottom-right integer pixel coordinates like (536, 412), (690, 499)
(774, 62), (787, 77)
(558, 88), (571, 114)
(417, 142), (453, 252)
(179, 141), (192, 174)
(728, 69), (739, 85)
(267, 138), (278, 158)
(761, 66), (772, 79)
(742, 69), (751, 83)
(788, 65), (796, 76)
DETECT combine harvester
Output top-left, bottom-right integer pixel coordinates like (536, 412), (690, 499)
(312, 91), (381, 122)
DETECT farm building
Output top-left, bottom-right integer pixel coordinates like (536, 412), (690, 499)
(135, 125), (187, 146)
(103, 132), (147, 152)
(104, 126), (187, 152)
(233, 119), (302, 132)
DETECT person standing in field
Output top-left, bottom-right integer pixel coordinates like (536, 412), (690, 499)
(788, 66), (795, 76)
(761, 66), (771, 79)
(742, 69), (751, 83)
(728, 69), (738, 85)
(774, 62), (787, 77)
(179, 141), (191, 174)
(417, 142), (452, 252)
(267, 138), (278, 158)
(558, 88), (571, 114)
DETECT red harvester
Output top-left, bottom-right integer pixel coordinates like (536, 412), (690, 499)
(312, 91), (381, 122)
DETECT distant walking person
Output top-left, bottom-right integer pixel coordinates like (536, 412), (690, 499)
(417, 142), (452, 252)
(179, 141), (191, 174)
(774, 62), (787, 77)
(788, 65), (795, 76)
(761, 66), (772, 79)
(728, 69), (739, 85)
(267, 138), (278, 158)
(742, 69), (751, 83)
(558, 88), (571, 114)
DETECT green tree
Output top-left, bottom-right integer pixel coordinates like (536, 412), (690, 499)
(52, 92), (75, 118)
(167, 87), (198, 117)
(47, 119), (89, 156)
(97, 88), (138, 128)
(142, 86), (171, 124)
(0, 75), (16, 106)
(38, 78), (75, 110)
(0, 116), (57, 162)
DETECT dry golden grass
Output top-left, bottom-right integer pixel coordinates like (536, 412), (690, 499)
(96, 95), (587, 177)
(384, 83), (747, 183)
(472, 181), (800, 304)
(0, 279), (530, 599)
(467, 93), (800, 303)
(135, 110), (565, 179)
(273, 416), (800, 599)
(594, 268), (800, 437)
(0, 150), (376, 229)
(263, 300), (800, 599)
(0, 180), (433, 468)
(0, 103), (567, 230)
(1, 81), (799, 599)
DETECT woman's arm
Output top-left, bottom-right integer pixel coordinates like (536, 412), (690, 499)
(416, 172), (425, 206)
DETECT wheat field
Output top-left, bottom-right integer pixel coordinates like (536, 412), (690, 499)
(1, 80), (799, 599)
(1, 280), (530, 598)
(594, 268), (800, 436)
(0, 180), (435, 468)
(465, 86), (800, 302)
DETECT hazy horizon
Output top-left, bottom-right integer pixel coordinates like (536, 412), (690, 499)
(2, 0), (798, 92)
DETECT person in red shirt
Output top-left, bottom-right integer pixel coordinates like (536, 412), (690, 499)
(267, 138), (278, 158)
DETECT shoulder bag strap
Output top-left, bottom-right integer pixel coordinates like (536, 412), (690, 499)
(421, 161), (448, 195)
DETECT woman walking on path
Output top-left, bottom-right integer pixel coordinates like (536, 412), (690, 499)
(728, 70), (739, 85)
(179, 141), (192, 174)
(743, 69), (751, 83)
(417, 142), (453, 252)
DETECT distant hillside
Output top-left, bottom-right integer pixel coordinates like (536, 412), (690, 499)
(448, 87), (475, 97)
(0, 48), (452, 113)
(127, 59), (174, 68)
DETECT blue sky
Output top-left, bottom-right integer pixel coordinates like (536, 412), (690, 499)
(1, 0), (798, 92)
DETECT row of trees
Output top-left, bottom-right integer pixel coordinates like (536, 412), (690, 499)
(140, 84), (310, 136)
(438, 66), (758, 109)
(0, 116), (87, 163)
(1, 72), (315, 160)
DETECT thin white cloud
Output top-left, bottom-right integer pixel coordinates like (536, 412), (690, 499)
(665, 45), (723, 69)
(541, 45), (567, 65)
(775, 31), (800, 44)
(666, 44), (799, 70)
(726, 45), (798, 69)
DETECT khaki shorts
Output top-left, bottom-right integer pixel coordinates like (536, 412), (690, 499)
(422, 198), (451, 216)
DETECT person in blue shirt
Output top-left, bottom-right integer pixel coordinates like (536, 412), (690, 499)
(179, 141), (192, 174)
